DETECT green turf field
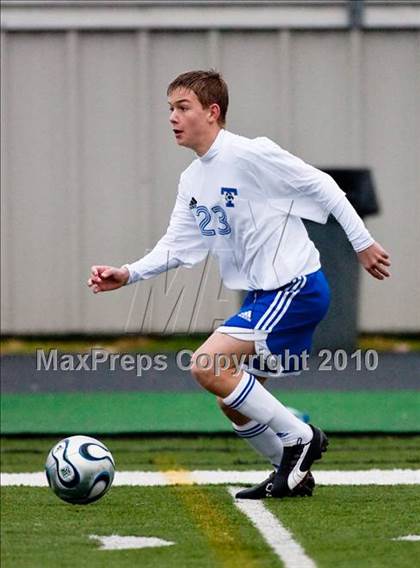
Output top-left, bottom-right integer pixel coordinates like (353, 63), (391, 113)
(2, 435), (420, 567)
(3, 390), (420, 434)
(2, 435), (420, 472)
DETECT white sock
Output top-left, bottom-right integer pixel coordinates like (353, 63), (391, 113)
(223, 371), (312, 446)
(232, 420), (283, 469)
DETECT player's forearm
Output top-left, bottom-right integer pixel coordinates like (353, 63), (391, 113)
(122, 249), (182, 285)
(330, 198), (374, 252)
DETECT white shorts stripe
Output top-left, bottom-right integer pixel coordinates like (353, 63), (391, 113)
(256, 277), (303, 332)
(262, 278), (303, 331)
(255, 279), (298, 331)
(266, 276), (307, 333)
(255, 289), (285, 330)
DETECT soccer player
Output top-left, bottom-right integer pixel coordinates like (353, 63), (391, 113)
(88, 70), (390, 499)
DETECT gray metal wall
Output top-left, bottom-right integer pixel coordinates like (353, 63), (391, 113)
(1, 2), (420, 334)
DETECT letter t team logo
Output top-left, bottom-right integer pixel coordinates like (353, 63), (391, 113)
(221, 187), (238, 207)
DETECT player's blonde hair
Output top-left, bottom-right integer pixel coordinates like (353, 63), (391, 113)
(167, 70), (229, 127)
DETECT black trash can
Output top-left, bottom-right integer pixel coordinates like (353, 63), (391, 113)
(304, 169), (379, 352)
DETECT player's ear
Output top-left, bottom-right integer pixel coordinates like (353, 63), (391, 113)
(208, 103), (221, 124)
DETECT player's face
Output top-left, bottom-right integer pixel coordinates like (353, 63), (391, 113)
(168, 88), (219, 154)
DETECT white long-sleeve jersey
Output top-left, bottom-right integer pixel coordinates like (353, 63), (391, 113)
(125, 129), (374, 290)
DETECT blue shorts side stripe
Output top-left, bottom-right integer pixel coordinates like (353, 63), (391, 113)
(260, 278), (303, 331)
(266, 276), (307, 332)
(255, 289), (285, 330)
(256, 277), (304, 332)
(228, 375), (256, 409)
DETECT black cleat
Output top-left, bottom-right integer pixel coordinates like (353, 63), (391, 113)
(270, 424), (328, 498)
(235, 470), (315, 500)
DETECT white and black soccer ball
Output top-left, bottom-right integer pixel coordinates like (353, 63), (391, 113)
(45, 435), (115, 505)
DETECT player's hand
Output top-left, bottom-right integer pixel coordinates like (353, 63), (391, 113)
(87, 265), (129, 293)
(357, 242), (391, 280)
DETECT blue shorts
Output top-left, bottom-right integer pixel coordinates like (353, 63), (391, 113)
(216, 269), (330, 377)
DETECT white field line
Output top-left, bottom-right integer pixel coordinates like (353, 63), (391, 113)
(229, 486), (316, 568)
(392, 535), (420, 542)
(89, 535), (175, 550)
(2, 469), (420, 487)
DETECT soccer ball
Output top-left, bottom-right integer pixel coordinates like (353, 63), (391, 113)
(45, 435), (115, 505)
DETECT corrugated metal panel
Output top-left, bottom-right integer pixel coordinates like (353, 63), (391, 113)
(360, 31), (420, 332)
(2, 33), (75, 332)
(1, 5), (419, 333)
(2, 2), (419, 31)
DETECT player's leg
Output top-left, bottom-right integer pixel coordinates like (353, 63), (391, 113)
(191, 272), (330, 498)
(218, 368), (325, 498)
(216, 394), (315, 499)
(190, 331), (314, 449)
(243, 269), (330, 498)
(216, 376), (284, 472)
(191, 334), (316, 498)
(216, 389), (284, 470)
(192, 328), (283, 464)
(200, 270), (330, 497)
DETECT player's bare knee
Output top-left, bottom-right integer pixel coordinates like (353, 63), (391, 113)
(190, 358), (215, 389)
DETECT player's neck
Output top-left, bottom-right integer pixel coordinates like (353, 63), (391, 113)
(194, 127), (222, 157)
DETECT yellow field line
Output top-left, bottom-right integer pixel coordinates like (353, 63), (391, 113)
(163, 469), (196, 485)
(155, 457), (262, 568)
